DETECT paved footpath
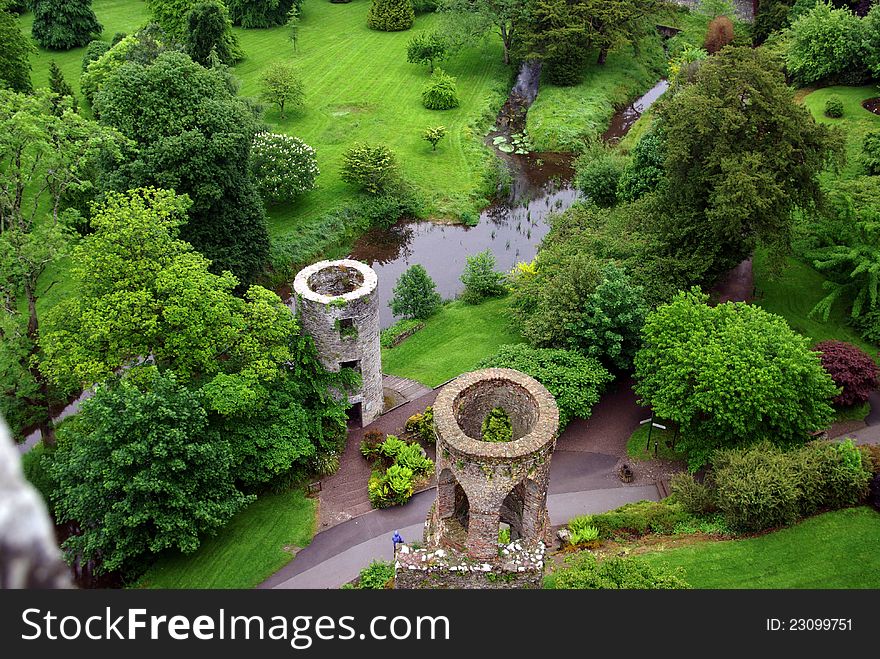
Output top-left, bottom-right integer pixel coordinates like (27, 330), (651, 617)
(261, 484), (658, 590)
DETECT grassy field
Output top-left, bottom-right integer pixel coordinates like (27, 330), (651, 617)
(136, 489), (316, 589)
(638, 507), (880, 588)
(753, 250), (879, 359)
(803, 85), (880, 180)
(381, 296), (523, 387)
(625, 424), (684, 462)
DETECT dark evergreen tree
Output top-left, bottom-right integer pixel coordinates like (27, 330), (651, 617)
(187, 1), (237, 65)
(31, 0), (103, 51)
(48, 60), (77, 115)
(0, 6), (32, 92)
(227, 0), (299, 27)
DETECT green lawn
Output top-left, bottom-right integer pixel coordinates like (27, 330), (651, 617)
(625, 423), (684, 462)
(381, 297), (523, 387)
(136, 489), (316, 589)
(803, 85), (880, 180)
(753, 250), (879, 360)
(638, 507), (880, 588)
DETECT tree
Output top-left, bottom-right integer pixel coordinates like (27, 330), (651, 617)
(575, 151), (622, 208)
(438, 0), (526, 64)
(40, 188), (350, 484)
(477, 344), (613, 428)
(250, 132), (318, 204)
(367, 0), (415, 31)
(634, 289), (839, 469)
(422, 125), (447, 151)
(0, 6), (32, 92)
(786, 1), (865, 84)
(576, 263), (647, 372)
(704, 15), (735, 53)
(0, 89), (120, 444)
(390, 264), (441, 319)
(260, 62), (305, 119)
(187, 1), (241, 66)
(866, 4), (880, 79)
(863, 131), (880, 175)
(95, 51), (270, 285)
(657, 47), (840, 284)
(421, 68), (459, 110)
(341, 143), (400, 195)
(81, 39), (110, 72)
(618, 130), (664, 202)
(814, 340), (879, 407)
(459, 250), (506, 303)
(406, 31), (448, 72)
(31, 0), (102, 51)
(48, 61), (77, 115)
(49, 368), (253, 575)
(227, 0), (298, 27)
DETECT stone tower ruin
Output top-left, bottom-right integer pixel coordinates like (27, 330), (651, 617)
(395, 368), (559, 589)
(293, 259), (383, 427)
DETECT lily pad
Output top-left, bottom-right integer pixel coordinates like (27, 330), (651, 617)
(497, 143), (515, 153)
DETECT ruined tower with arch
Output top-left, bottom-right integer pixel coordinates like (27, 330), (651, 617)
(395, 368), (559, 588)
(293, 259), (383, 427)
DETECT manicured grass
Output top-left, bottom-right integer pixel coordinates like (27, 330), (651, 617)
(625, 423), (684, 462)
(526, 34), (667, 152)
(381, 296), (523, 387)
(752, 250), (880, 360)
(836, 402), (870, 423)
(803, 85), (880, 180)
(638, 507), (880, 588)
(136, 489), (316, 589)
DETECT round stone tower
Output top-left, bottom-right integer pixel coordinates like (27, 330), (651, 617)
(293, 259), (383, 427)
(430, 368), (559, 560)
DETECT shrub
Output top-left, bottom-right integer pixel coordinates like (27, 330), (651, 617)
(567, 516), (600, 545)
(459, 250), (506, 303)
(670, 472), (717, 515)
(360, 430), (386, 459)
(481, 407), (512, 443)
(794, 439), (872, 515)
(785, 2), (865, 85)
(814, 340), (879, 406)
(478, 344), (612, 428)
(367, 0), (414, 31)
(352, 560), (394, 589)
(618, 131), (665, 202)
(575, 153), (622, 208)
(862, 131), (880, 176)
(390, 264), (442, 319)
(20, 443), (58, 515)
(824, 95), (844, 118)
(81, 39), (110, 71)
(341, 143), (400, 195)
(405, 405), (435, 443)
(423, 125), (447, 151)
(550, 553), (690, 589)
(870, 473), (880, 511)
(704, 15), (735, 54)
(250, 132), (318, 204)
(421, 68), (459, 110)
(583, 500), (692, 539)
(380, 319), (425, 348)
(378, 435), (407, 462)
(368, 464), (415, 508)
(395, 442), (434, 477)
(712, 443), (802, 532)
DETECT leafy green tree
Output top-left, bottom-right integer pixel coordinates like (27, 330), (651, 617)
(575, 151), (622, 208)
(367, 0), (415, 31)
(866, 4), (880, 79)
(576, 263), (647, 372)
(0, 6), (32, 92)
(478, 344), (613, 428)
(634, 289), (838, 469)
(81, 39), (109, 72)
(657, 47), (840, 283)
(786, 1), (865, 84)
(49, 368), (253, 575)
(406, 31), (449, 72)
(31, 0), (102, 50)
(260, 62), (305, 119)
(0, 89), (120, 443)
(390, 264), (442, 319)
(341, 143), (400, 195)
(48, 61), (77, 115)
(459, 249), (506, 303)
(618, 130), (664, 202)
(752, 0), (794, 45)
(863, 130), (880, 176)
(227, 0), (298, 27)
(438, 0), (526, 64)
(187, 1), (241, 65)
(422, 125), (447, 151)
(95, 52), (270, 284)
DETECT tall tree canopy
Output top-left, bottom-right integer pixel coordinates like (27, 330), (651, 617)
(0, 6), (32, 92)
(656, 47), (841, 283)
(438, 0), (527, 64)
(94, 52), (270, 284)
(31, 0), (102, 51)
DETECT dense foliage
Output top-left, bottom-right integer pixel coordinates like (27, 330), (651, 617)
(824, 94), (844, 118)
(575, 151), (622, 208)
(390, 264), (442, 319)
(48, 61), (77, 115)
(550, 552), (690, 589)
(459, 250), (506, 303)
(260, 62), (305, 119)
(421, 68), (460, 110)
(480, 407), (512, 442)
(340, 143), (400, 194)
(406, 31), (448, 72)
(704, 15), (734, 53)
(0, 7), (31, 92)
(31, 0), (102, 51)
(250, 132), (318, 204)
(570, 500), (692, 539)
(814, 340), (879, 406)
(785, 2), (865, 85)
(863, 131), (880, 175)
(422, 125), (447, 150)
(95, 51), (270, 284)
(634, 290), (839, 469)
(618, 130), (664, 202)
(478, 344), (613, 428)
(186, 0), (241, 66)
(227, 0), (298, 27)
(367, 0), (415, 31)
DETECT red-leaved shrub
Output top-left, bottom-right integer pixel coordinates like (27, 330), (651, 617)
(704, 16), (735, 55)
(815, 340), (879, 407)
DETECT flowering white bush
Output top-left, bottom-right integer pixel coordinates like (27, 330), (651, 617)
(250, 132), (319, 203)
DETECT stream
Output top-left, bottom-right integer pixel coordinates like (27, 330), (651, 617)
(350, 66), (671, 328)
